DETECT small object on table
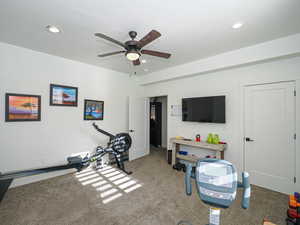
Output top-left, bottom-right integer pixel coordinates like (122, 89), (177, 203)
(212, 134), (220, 144)
(178, 151), (188, 155)
(196, 134), (201, 142)
(206, 155), (216, 159)
(175, 136), (184, 140)
(219, 141), (227, 144)
(183, 138), (192, 141)
(207, 133), (213, 143)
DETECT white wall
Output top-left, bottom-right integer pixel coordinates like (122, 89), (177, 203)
(143, 55), (300, 191)
(0, 42), (142, 186)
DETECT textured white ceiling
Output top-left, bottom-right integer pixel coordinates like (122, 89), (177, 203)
(0, 0), (300, 75)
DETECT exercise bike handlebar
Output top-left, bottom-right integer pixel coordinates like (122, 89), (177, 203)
(238, 172), (251, 209)
(185, 163), (193, 196)
(183, 162), (250, 210)
(92, 123), (115, 140)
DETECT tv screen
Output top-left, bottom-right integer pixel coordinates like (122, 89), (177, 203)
(182, 96), (225, 123)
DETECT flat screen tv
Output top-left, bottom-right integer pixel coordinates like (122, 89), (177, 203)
(182, 96), (225, 123)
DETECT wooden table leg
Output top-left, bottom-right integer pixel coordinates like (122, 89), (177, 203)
(220, 151), (224, 160)
(172, 143), (179, 165)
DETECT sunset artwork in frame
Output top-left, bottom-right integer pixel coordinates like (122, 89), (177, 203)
(5, 93), (41, 122)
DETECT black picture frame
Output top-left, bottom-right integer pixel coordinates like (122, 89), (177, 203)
(49, 84), (78, 107)
(84, 99), (104, 120)
(5, 93), (41, 122)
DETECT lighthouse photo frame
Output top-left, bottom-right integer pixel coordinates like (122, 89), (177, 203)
(50, 84), (78, 107)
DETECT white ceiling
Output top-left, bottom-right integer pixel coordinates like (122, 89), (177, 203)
(0, 0), (300, 75)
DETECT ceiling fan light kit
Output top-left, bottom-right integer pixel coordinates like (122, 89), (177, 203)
(126, 50), (141, 61)
(95, 30), (171, 66)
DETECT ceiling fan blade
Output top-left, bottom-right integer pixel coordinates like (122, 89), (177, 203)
(132, 59), (140, 66)
(138, 30), (161, 48)
(141, 50), (171, 58)
(97, 51), (126, 57)
(95, 33), (126, 48)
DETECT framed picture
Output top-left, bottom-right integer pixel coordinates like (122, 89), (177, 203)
(5, 93), (41, 122)
(50, 84), (78, 106)
(84, 99), (104, 120)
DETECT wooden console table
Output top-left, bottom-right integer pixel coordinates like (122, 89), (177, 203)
(170, 138), (226, 166)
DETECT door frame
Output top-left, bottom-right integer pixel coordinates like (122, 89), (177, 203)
(241, 80), (297, 189)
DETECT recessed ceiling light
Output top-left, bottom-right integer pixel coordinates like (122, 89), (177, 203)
(144, 68), (149, 72)
(232, 22), (243, 29)
(46, 25), (61, 33)
(141, 59), (147, 63)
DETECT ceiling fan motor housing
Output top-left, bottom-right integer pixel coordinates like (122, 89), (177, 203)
(125, 34), (141, 60)
(126, 31), (141, 52)
(125, 40), (140, 51)
(129, 31), (137, 40)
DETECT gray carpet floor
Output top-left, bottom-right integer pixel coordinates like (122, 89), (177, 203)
(0, 149), (288, 225)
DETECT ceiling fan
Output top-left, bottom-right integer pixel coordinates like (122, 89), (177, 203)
(95, 30), (171, 66)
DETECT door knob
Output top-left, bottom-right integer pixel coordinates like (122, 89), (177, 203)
(245, 137), (254, 142)
(129, 129), (135, 132)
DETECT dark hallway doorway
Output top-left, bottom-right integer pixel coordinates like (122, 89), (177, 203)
(150, 102), (162, 147)
(149, 96), (167, 151)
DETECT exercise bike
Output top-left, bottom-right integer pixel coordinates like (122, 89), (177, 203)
(178, 158), (251, 225)
(0, 123), (132, 202)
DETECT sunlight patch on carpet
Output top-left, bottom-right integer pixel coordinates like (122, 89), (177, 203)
(75, 166), (143, 204)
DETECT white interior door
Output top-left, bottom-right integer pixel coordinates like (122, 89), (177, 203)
(244, 82), (296, 194)
(128, 97), (149, 161)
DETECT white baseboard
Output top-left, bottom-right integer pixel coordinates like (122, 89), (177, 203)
(10, 168), (76, 188)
